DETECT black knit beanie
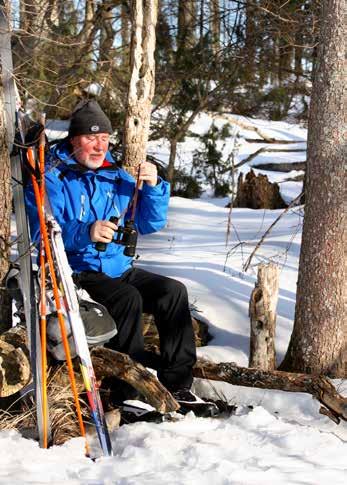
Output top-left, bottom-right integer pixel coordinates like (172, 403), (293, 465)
(68, 100), (113, 138)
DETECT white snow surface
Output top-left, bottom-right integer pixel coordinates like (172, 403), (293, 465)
(1, 115), (346, 484)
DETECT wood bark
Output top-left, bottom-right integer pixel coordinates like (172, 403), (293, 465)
(122, 0), (158, 177)
(0, 18), (13, 331)
(249, 263), (279, 370)
(280, 0), (346, 377)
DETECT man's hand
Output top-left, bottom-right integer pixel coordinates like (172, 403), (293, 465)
(90, 220), (118, 243)
(138, 161), (158, 187)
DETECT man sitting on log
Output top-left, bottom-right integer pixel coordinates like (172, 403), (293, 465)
(25, 100), (218, 417)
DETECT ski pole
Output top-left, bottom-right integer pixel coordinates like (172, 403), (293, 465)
(37, 115), (49, 448)
(48, 209), (113, 456)
(26, 147), (89, 455)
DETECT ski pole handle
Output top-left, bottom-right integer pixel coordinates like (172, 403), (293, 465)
(95, 216), (118, 252)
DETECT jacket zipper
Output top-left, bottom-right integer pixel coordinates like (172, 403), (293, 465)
(79, 194), (86, 219)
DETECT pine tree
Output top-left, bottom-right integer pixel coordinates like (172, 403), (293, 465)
(280, 0), (346, 377)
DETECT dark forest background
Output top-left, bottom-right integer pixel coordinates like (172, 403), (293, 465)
(10, 1), (319, 193)
(12, 1), (319, 120)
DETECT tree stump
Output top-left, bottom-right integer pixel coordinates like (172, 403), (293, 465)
(249, 263), (279, 370)
(232, 170), (287, 209)
(0, 325), (31, 397)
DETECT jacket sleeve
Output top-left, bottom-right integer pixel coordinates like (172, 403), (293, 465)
(134, 178), (170, 235)
(25, 171), (92, 251)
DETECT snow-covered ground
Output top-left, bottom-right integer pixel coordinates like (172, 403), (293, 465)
(1, 115), (346, 484)
(147, 113), (306, 205)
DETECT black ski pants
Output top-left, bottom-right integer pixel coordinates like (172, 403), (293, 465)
(74, 268), (196, 391)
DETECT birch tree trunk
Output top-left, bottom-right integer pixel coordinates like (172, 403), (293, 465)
(0, 2), (13, 331)
(0, 87), (12, 331)
(122, 0), (158, 177)
(280, 0), (346, 377)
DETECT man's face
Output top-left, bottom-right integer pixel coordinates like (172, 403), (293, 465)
(70, 133), (110, 169)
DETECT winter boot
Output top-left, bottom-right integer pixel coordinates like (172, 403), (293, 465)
(172, 388), (220, 418)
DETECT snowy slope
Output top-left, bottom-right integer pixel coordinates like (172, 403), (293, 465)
(148, 113), (306, 204)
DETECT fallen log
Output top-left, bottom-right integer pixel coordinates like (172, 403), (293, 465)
(281, 174), (305, 183)
(234, 149), (305, 170)
(91, 346), (179, 414)
(245, 138), (306, 144)
(252, 161), (306, 172)
(1, 326), (346, 424)
(193, 360), (347, 424)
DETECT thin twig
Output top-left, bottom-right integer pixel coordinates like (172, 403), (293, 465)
(225, 155), (235, 247)
(225, 129), (240, 246)
(243, 193), (303, 272)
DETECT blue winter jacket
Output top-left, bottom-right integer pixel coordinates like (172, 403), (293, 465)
(25, 141), (170, 278)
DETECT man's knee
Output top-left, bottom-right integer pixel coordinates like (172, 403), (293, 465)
(122, 285), (143, 308)
(110, 285), (143, 315)
(162, 277), (188, 302)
